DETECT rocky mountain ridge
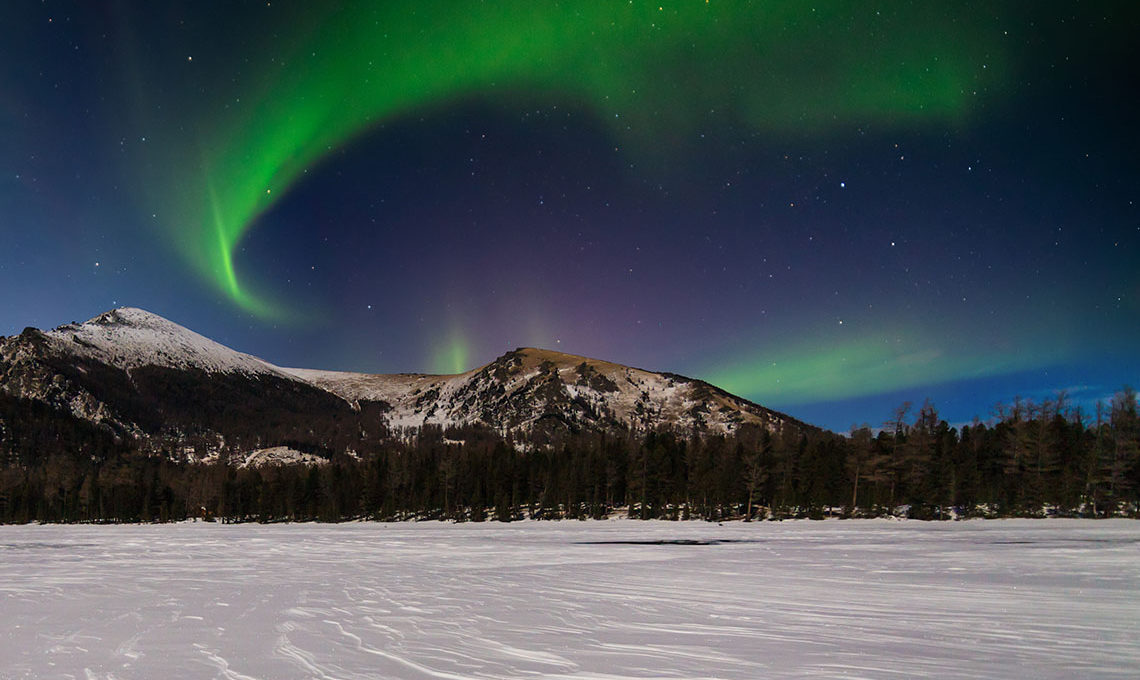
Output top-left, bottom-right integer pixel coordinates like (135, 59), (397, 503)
(0, 308), (812, 463)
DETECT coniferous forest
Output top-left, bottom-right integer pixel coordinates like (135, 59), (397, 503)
(1, 388), (1137, 524)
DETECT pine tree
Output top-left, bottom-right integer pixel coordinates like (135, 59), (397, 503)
(1108, 387), (1139, 511)
(847, 425), (887, 515)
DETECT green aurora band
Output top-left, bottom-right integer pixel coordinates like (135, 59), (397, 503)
(160, 0), (1007, 319)
(431, 330), (472, 376)
(700, 328), (1067, 409)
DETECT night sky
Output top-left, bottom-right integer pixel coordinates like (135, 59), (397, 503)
(2, 1), (1137, 432)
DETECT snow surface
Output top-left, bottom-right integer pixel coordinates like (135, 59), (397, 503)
(2, 519), (1138, 679)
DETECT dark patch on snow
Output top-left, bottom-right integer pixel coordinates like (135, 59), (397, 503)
(0, 542), (97, 551)
(576, 539), (762, 546)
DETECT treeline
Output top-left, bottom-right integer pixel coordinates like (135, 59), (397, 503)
(1, 388), (1138, 523)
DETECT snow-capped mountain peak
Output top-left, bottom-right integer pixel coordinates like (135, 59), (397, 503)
(42, 307), (279, 375)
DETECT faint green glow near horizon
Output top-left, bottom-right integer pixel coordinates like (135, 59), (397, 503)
(154, 0), (1007, 318)
(431, 332), (471, 375)
(700, 330), (1058, 406)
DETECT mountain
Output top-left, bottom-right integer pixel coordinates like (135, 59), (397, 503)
(0, 308), (366, 464)
(0, 308), (812, 464)
(26, 308), (282, 375)
(284, 348), (800, 440)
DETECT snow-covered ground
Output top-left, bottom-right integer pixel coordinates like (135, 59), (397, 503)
(1, 520), (1137, 679)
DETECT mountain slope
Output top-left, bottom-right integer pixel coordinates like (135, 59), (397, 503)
(283, 347), (803, 439)
(37, 308), (284, 375)
(0, 309), (372, 457)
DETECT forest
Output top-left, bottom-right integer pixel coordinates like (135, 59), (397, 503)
(1, 388), (1137, 524)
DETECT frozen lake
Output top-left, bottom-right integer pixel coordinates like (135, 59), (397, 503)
(1, 519), (1137, 679)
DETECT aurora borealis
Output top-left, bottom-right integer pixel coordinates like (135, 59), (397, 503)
(165, 1), (1000, 318)
(2, 1), (1137, 430)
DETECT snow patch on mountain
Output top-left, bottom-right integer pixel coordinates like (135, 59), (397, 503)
(239, 447), (327, 469)
(283, 368), (462, 407)
(44, 308), (282, 376)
